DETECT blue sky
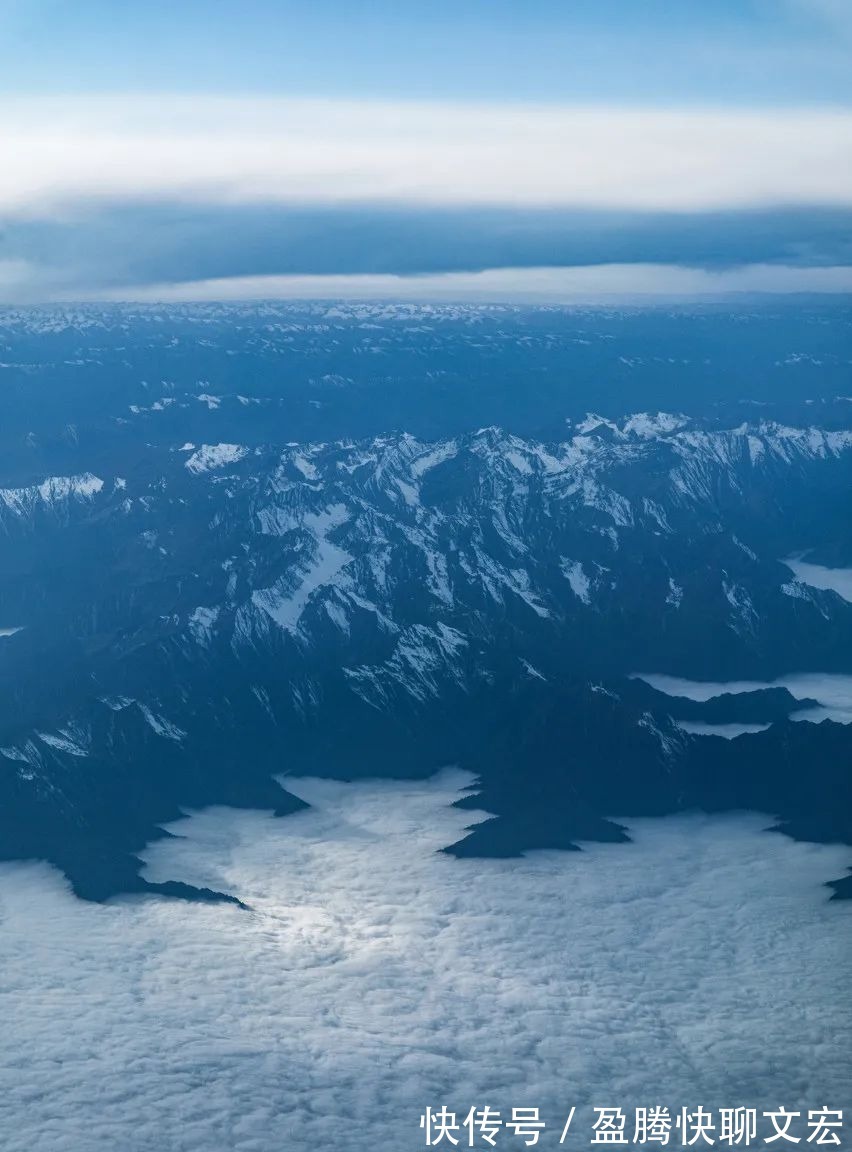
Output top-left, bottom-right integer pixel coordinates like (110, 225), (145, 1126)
(0, 0), (851, 301)
(3, 0), (852, 104)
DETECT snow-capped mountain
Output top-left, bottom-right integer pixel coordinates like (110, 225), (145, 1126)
(0, 303), (850, 900)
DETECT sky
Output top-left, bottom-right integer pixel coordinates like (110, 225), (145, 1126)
(0, 771), (849, 1151)
(1, 0), (851, 301)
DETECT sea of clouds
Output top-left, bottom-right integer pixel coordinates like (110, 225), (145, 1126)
(0, 770), (849, 1151)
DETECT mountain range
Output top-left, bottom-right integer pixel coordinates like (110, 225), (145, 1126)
(0, 301), (850, 901)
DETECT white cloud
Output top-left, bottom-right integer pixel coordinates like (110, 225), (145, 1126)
(783, 558), (852, 603)
(0, 770), (849, 1151)
(676, 720), (772, 739)
(1, 96), (851, 217)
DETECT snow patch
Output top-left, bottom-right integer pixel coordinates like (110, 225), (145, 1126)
(560, 559), (591, 605)
(252, 505), (353, 635)
(189, 606), (220, 646)
(36, 729), (89, 757)
(410, 440), (458, 478)
(138, 704), (186, 742)
(665, 579), (683, 608)
(185, 444), (248, 474)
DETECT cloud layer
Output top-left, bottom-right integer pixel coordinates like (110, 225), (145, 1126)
(3, 97), (852, 215)
(0, 771), (849, 1151)
(1, 97), (851, 300)
(5, 203), (852, 300)
(68, 263), (852, 304)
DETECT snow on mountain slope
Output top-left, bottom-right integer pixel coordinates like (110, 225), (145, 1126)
(184, 443), (248, 473)
(0, 473), (104, 519)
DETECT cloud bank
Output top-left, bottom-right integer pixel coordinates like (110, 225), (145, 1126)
(1, 97), (851, 300)
(2, 97), (852, 215)
(0, 771), (849, 1151)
